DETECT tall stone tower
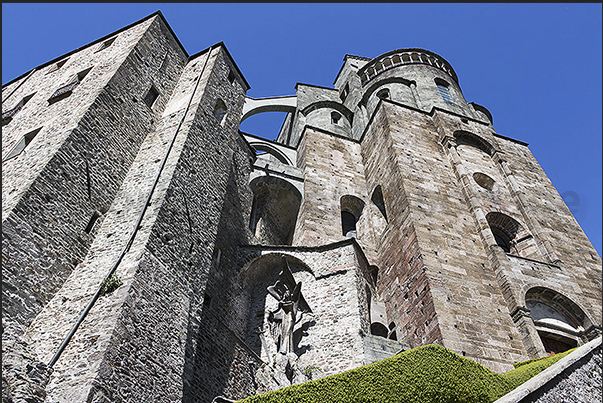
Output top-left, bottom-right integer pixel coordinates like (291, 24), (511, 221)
(3, 11), (601, 403)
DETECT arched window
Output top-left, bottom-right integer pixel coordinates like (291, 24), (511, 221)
(486, 212), (522, 254)
(435, 78), (453, 103)
(331, 111), (341, 125)
(376, 88), (390, 100)
(526, 287), (592, 354)
(370, 322), (389, 338)
(340, 195), (365, 239)
(341, 211), (357, 238)
(213, 99), (227, 126)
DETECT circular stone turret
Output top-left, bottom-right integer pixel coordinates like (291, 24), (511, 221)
(356, 48), (478, 120)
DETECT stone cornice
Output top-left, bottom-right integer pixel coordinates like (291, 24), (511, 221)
(357, 48), (459, 86)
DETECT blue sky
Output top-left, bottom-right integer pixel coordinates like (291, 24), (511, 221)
(2, 3), (601, 255)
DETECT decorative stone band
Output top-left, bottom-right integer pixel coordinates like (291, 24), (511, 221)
(357, 48), (458, 86)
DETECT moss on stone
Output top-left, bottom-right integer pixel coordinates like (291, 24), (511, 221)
(239, 344), (572, 403)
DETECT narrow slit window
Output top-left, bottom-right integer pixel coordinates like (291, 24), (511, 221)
(84, 211), (101, 234)
(228, 70), (236, 85)
(3, 127), (42, 161)
(436, 79), (453, 103)
(144, 85), (159, 108)
(340, 83), (349, 102)
(96, 37), (116, 52)
(213, 99), (227, 126)
(203, 293), (212, 309)
(2, 93), (35, 125)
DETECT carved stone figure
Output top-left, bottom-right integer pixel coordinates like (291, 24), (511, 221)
(267, 256), (312, 355)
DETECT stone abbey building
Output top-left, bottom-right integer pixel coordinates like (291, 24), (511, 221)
(2, 11), (601, 403)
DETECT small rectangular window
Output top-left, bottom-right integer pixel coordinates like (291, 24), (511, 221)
(203, 293), (212, 309)
(143, 85), (159, 108)
(340, 83), (350, 102)
(96, 37), (116, 52)
(3, 127), (42, 162)
(46, 58), (68, 74)
(437, 83), (453, 103)
(228, 70), (236, 85)
(48, 67), (92, 104)
(2, 93), (35, 125)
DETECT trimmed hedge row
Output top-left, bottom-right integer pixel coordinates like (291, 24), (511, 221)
(238, 344), (574, 403)
(501, 347), (575, 387)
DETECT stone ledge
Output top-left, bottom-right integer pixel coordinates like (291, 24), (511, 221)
(493, 336), (602, 403)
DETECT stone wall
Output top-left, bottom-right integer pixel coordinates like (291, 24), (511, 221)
(361, 102), (529, 372)
(2, 14), (187, 336)
(521, 344), (601, 403)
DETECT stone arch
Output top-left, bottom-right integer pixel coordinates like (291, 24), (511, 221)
(486, 212), (524, 253)
(248, 142), (292, 165)
(239, 253), (315, 360)
(453, 130), (495, 156)
(340, 195), (365, 238)
(249, 176), (302, 245)
(240, 95), (297, 123)
(524, 287), (593, 353)
(485, 211), (537, 258)
(361, 77), (417, 114)
(299, 101), (353, 137)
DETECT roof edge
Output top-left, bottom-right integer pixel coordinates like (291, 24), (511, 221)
(3, 10), (184, 88)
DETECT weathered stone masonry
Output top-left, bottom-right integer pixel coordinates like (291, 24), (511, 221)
(2, 11), (601, 403)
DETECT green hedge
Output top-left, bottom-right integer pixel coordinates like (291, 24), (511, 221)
(501, 347), (575, 388)
(239, 344), (573, 403)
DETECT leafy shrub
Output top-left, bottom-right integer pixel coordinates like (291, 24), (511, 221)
(239, 344), (572, 403)
(501, 348), (575, 389)
(101, 274), (123, 295)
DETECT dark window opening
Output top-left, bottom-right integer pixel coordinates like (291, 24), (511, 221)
(540, 333), (576, 355)
(144, 85), (159, 108)
(84, 211), (101, 234)
(376, 88), (390, 100)
(340, 83), (349, 102)
(371, 185), (388, 222)
(97, 37), (116, 52)
(492, 229), (511, 253)
(331, 111), (341, 125)
(2, 93), (35, 125)
(341, 210), (357, 238)
(48, 67), (92, 104)
(203, 293), (212, 309)
(228, 70), (236, 84)
(370, 322), (389, 338)
(3, 127), (42, 162)
(436, 79), (453, 103)
(213, 99), (227, 126)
